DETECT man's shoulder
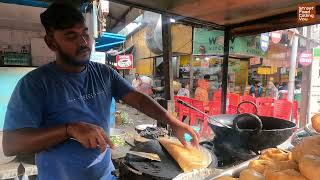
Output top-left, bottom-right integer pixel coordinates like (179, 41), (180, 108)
(88, 62), (116, 73)
(21, 63), (53, 82)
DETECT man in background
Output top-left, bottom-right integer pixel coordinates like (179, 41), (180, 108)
(195, 74), (210, 103)
(139, 75), (154, 97)
(132, 73), (142, 90)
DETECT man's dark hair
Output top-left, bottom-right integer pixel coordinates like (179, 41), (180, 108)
(204, 74), (210, 80)
(181, 82), (188, 88)
(40, 3), (85, 35)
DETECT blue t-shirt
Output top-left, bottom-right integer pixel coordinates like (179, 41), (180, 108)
(4, 62), (134, 180)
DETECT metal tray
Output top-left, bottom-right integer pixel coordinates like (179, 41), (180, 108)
(204, 157), (259, 179)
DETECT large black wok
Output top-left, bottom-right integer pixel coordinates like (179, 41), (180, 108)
(177, 99), (296, 152)
(208, 114), (296, 152)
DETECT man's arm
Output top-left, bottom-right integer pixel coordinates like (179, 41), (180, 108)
(122, 90), (199, 146)
(3, 126), (67, 156)
(3, 122), (113, 156)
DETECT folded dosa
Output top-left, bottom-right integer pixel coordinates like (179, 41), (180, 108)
(159, 138), (210, 172)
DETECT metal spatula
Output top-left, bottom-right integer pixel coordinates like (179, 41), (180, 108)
(127, 151), (161, 162)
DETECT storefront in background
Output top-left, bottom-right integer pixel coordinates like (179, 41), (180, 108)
(191, 28), (266, 95)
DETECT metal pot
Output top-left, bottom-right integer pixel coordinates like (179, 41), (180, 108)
(208, 115), (296, 152)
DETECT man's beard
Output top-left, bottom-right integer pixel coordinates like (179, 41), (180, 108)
(57, 45), (91, 67)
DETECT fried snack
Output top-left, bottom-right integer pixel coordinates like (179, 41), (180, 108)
(264, 169), (308, 180)
(216, 177), (238, 180)
(248, 160), (279, 174)
(239, 169), (265, 180)
(260, 148), (291, 161)
(158, 138), (210, 172)
(311, 113), (320, 133)
(299, 155), (320, 180)
(291, 135), (320, 162)
(277, 160), (298, 171)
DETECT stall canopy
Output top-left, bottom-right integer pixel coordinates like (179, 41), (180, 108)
(109, 0), (320, 36)
(4, 0), (318, 36)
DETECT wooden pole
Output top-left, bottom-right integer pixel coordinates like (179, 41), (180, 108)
(221, 28), (231, 114)
(189, 55), (194, 94)
(162, 14), (173, 101)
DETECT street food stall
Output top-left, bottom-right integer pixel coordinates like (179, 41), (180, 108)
(105, 0), (320, 179)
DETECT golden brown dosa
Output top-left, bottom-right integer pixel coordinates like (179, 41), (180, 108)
(159, 138), (211, 172)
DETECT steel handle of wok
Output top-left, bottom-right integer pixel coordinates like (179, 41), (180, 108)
(237, 101), (258, 115)
(177, 99), (232, 129)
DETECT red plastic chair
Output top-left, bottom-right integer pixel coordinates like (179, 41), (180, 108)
(273, 100), (292, 121)
(174, 96), (184, 112)
(208, 101), (221, 116)
(227, 104), (238, 114)
(240, 95), (256, 103)
(178, 97), (192, 123)
(256, 97), (274, 117)
(239, 95), (257, 113)
(191, 99), (207, 131)
(212, 91), (222, 101)
(227, 93), (240, 106)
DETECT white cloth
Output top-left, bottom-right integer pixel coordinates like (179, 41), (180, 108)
(140, 76), (153, 86)
(177, 88), (190, 97)
(132, 78), (141, 89)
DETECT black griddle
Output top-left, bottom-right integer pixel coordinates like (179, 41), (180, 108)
(125, 140), (217, 180)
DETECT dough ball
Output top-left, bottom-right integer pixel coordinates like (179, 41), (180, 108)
(312, 113), (320, 133)
(292, 135), (320, 161)
(240, 169), (265, 180)
(299, 154), (320, 180)
(248, 160), (279, 174)
(264, 169), (308, 180)
(260, 148), (291, 161)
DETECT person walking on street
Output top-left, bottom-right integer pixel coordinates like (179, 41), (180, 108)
(132, 73), (142, 90)
(249, 80), (263, 97)
(266, 81), (279, 99)
(177, 82), (190, 97)
(195, 74), (210, 104)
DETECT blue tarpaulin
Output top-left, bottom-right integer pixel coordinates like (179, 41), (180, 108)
(95, 32), (126, 52)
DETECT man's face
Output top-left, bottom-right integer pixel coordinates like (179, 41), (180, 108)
(47, 23), (93, 66)
(135, 74), (139, 79)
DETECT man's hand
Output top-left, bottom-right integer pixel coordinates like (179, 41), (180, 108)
(67, 122), (114, 153)
(170, 120), (200, 148)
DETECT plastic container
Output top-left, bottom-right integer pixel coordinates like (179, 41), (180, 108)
(184, 126), (200, 142)
(110, 128), (126, 147)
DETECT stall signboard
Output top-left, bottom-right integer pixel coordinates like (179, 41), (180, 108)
(270, 30), (283, 44)
(299, 50), (313, 66)
(90, 51), (106, 64)
(260, 33), (270, 52)
(257, 67), (277, 75)
(116, 54), (133, 69)
(201, 60), (209, 68)
(313, 47), (320, 59)
(193, 28), (265, 57)
(250, 57), (261, 65)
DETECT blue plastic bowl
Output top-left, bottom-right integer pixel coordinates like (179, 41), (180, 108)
(184, 126), (200, 142)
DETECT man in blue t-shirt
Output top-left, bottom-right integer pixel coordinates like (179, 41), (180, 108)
(2, 3), (199, 180)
